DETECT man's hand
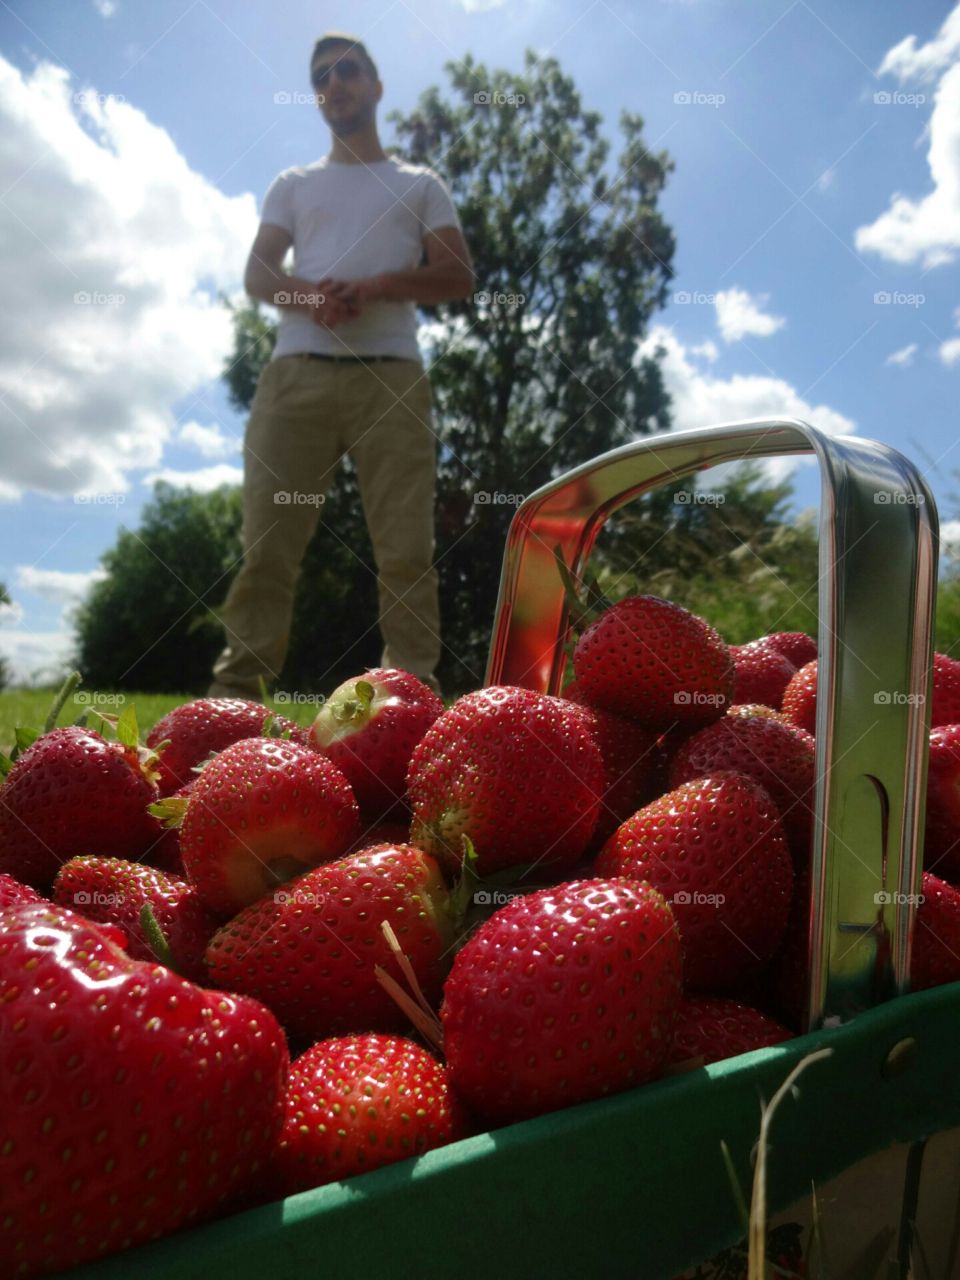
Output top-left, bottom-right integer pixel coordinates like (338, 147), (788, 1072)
(309, 278), (362, 329)
(335, 275), (388, 309)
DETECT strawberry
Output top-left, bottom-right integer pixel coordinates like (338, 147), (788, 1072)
(781, 659), (818, 735)
(0, 726), (161, 890)
(205, 843), (455, 1042)
(730, 639), (796, 709)
(172, 737), (360, 914)
(0, 872), (45, 910)
(309, 669), (443, 819)
(761, 631), (817, 668)
(669, 715), (815, 864)
(597, 773), (794, 991)
(572, 595), (734, 732)
(407, 686), (604, 877)
(727, 703), (791, 724)
(146, 697), (309, 797)
(912, 872), (960, 991)
(923, 724), (960, 883)
(147, 778), (197, 875)
(563, 683), (660, 844)
(52, 856), (219, 983)
(669, 996), (792, 1065)
(0, 901), (288, 1276)
(932, 652), (960, 727)
(348, 817), (413, 854)
(269, 1033), (466, 1196)
(441, 878), (682, 1123)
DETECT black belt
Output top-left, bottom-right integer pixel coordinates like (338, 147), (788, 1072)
(282, 353), (407, 363)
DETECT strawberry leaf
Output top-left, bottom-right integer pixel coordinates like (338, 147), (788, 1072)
(140, 902), (183, 976)
(12, 726), (40, 759)
(149, 796), (189, 829)
(115, 702), (139, 750)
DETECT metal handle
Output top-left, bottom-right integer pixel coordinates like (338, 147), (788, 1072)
(484, 419), (938, 1030)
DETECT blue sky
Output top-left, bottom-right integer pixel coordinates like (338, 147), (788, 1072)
(0, 0), (958, 683)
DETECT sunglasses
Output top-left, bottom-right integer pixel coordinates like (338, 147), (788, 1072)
(311, 58), (364, 90)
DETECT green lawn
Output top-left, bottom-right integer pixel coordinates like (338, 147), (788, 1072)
(0, 687), (318, 756)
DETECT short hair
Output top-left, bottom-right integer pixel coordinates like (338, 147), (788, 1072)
(310, 32), (379, 83)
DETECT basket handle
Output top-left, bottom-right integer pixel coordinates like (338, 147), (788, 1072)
(484, 419), (938, 1029)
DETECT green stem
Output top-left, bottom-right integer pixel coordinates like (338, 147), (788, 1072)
(139, 903), (181, 976)
(45, 671), (83, 734)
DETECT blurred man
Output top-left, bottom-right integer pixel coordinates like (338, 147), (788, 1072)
(209, 31), (473, 698)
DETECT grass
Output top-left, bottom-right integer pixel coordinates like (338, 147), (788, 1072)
(0, 686), (318, 755)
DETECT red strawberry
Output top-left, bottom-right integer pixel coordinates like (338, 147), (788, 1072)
(563, 684), (660, 844)
(730, 639), (796, 709)
(309, 668), (443, 818)
(572, 596), (734, 732)
(932, 653), (960, 727)
(669, 996), (792, 1065)
(0, 872), (45, 910)
(205, 843), (454, 1042)
(441, 878), (682, 1123)
(727, 703), (791, 724)
(407, 686), (604, 877)
(52, 856), (219, 983)
(0, 901), (287, 1276)
(781, 659), (818, 736)
(175, 737), (360, 914)
(669, 715), (815, 864)
(147, 778), (197, 875)
(924, 724), (960, 882)
(761, 631), (817, 669)
(146, 697), (309, 797)
(0, 726), (161, 890)
(912, 872), (960, 991)
(597, 773), (794, 991)
(269, 1033), (465, 1196)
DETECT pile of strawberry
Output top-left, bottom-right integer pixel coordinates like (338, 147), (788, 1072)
(2, 606), (959, 1277)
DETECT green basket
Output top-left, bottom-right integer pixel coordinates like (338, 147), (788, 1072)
(68, 420), (951, 1279)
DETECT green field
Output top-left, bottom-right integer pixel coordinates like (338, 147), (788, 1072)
(0, 687), (318, 756)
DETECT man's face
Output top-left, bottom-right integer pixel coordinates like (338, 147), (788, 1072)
(311, 46), (381, 136)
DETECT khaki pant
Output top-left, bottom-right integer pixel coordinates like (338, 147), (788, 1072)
(208, 355), (440, 698)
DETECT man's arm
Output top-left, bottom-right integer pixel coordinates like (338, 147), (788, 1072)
(245, 223), (358, 325)
(339, 227), (475, 308)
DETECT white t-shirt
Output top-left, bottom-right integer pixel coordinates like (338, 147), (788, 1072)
(260, 155), (462, 361)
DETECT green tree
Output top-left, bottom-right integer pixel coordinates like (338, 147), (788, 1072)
(0, 582), (12, 690)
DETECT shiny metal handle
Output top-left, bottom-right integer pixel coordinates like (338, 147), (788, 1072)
(484, 419), (938, 1029)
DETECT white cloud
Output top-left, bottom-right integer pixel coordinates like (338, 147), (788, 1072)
(0, 600), (25, 626)
(855, 10), (960, 269)
(0, 630), (75, 687)
(144, 464), (243, 492)
(0, 56), (255, 501)
(14, 566), (106, 607)
(886, 342), (919, 366)
(178, 421), (239, 459)
(93, 0), (117, 16)
(640, 327), (856, 479)
(689, 339), (719, 362)
(880, 7), (960, 82)
(941, 338), (960, 366)
(714, 288), (786, 342)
